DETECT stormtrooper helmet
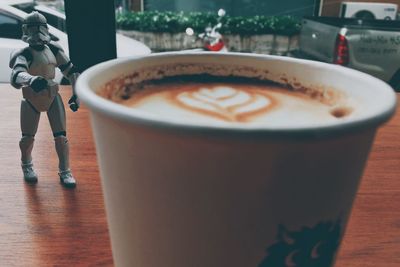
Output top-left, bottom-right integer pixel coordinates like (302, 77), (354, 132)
(22, 11), (51, 45)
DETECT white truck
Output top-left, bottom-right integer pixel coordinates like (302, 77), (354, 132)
(298, 16), (400, 91)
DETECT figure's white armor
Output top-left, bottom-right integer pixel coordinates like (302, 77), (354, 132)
(20, 46), (59, 112)
(29, 46), (56, 79)
(9, 12), (79, 188)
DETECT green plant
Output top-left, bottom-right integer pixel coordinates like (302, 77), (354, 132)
(116, 11), (300, 36)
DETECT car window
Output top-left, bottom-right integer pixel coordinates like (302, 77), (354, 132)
(35, 8), (67, 32)
(0, 12), (22, 39)
(42, 12), (66, 32)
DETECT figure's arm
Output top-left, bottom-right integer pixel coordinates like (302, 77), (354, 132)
(9, 50), (47, 92)
(49, 42), (80, 112)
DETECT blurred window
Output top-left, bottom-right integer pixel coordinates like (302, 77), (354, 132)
(39, 10), (67, 32)
(0, 12), (22, 39)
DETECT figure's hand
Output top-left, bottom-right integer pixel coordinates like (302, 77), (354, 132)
(68, 94), (80, 112)
(30, 76), (48, 92)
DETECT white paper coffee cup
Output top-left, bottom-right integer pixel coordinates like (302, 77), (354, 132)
(76, 52), (396, 267)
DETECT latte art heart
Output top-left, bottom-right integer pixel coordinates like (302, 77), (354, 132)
(176, 86), (274, 122)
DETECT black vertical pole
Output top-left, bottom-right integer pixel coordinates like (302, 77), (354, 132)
(64, 0), (117, 72)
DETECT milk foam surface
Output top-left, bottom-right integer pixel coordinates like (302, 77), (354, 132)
(114, 81), (355, 126)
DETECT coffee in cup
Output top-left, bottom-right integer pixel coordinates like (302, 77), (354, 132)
(98, 63), (357, 127)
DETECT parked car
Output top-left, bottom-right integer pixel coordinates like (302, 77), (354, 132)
(13, 1), (152, 58)
(298, 16), (400, 91)
(0, 3), (151, 83)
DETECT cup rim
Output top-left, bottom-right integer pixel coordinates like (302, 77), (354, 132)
(76, 52), (397, 138)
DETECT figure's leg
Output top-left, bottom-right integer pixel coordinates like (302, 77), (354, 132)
(20, 100), (41, 183)
(47, 94), (76, 188)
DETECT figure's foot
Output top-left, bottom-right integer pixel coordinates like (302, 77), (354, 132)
(59, 169), (76, 188)
(22, 162), (38, 184)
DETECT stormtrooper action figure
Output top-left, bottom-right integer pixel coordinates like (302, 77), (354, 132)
(9, 12), (79, 188)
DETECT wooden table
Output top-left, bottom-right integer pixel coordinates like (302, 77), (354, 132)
(0, 84), (399, 267)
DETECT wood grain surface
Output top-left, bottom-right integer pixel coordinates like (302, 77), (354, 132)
(0, 84), (398, 267)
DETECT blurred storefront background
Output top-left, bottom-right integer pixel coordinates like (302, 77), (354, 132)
(37, 0), (400, 18)
(117, 0), (317, 16)
(142, 0), (316, 17)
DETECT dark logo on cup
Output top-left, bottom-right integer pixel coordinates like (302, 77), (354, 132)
(258, 219), (342, 267)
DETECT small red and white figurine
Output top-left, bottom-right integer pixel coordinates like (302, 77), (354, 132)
(186, 9), (228, 52)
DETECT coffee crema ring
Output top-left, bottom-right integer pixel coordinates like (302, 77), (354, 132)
(98, 71), (356, 126)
